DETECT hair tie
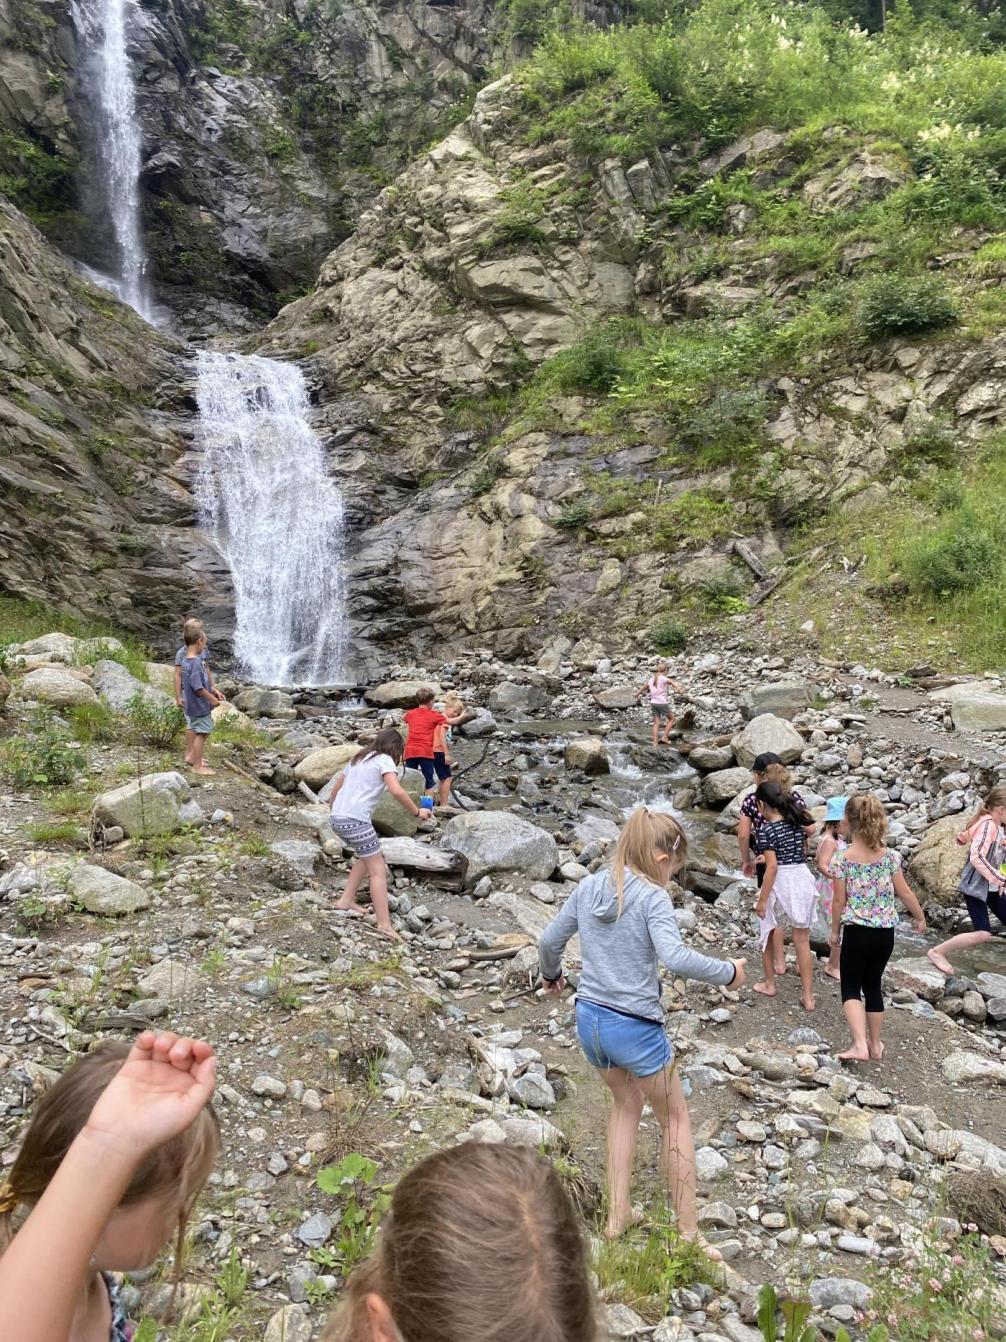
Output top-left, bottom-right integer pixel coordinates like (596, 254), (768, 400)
(0, 1183), (19, 1214)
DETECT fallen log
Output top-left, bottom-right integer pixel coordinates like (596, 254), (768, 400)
(379, 837), (468, 890)
(731, 538), (769, 580)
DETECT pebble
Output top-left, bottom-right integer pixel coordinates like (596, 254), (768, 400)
(251, 1074), (287, 1098)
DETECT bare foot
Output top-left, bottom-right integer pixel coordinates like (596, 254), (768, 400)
(183, 756), (194, 766)
(375, 924), (401, 942)
(774, 962), (787, 976)
(868, 1040), (885, 1062)
(824, 966), (841, 981)
(682, 1231), (723, 1262)
(838, 1045), (870, 1062)
(605, 1209), (644, 1240)
(753, 981), (777, 997)
(192, 765), (215, 776)
(333, 902), (366, 918)
(801, 993), (816, 1012)
(927, 948), (953, 975)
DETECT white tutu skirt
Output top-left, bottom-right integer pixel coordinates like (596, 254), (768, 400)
(758, 864), (818, 949)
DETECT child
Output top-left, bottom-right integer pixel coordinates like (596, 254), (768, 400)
(179, 626), (219, 775)
(172, 619), (222, 709)
(402, 688), (465, 801)
(538, 808), (745, 1255)
(432, 692), (464, 809)
(738, 756), (812, 977)
(329, 729), (430, 939)
(752, 781), (819, 1010)
(816, 796), (849, 981)
(0, 1031), (218, 1342)
(639, 661), (685, 749)
(832, 793), (926, 1061)
(322, 1143), (594, 1342)
(927, 785), (1006, 976)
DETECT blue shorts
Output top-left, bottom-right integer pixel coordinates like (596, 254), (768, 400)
(185, 714), (213, 735)
(965, 892), (1006, 934)
(576, 998), (672, 1078)
(405, 756), (452, 787)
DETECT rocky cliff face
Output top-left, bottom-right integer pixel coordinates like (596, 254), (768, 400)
(0, 195), (231, 642)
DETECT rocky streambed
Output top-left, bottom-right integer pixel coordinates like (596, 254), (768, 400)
(3, 632), (1006, 1339)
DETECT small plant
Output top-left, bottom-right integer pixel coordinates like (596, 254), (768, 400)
(25, 818), (85, 846)
(895, 415), (958, 470)
(1, 705), (84, 789)
(555, 498), (595, 530)
(66, 701), (117, 743)
(16, 893), (66, 931)
(316, 1152), (390, 1274)
(903, 512), (1001, 596)
(467, 453), (506, 497)
(215, 1246), (249, 1307)
(594, 1201), (713, 1320)
(266, 955), (303, 1011)
(857, 275), (959, 342)
(124, 693), (185, 749)
(649, 613), (688, 654)
(200, 948), (228, 979)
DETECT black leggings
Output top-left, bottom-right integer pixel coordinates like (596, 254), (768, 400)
(840, 923), (895, 1013)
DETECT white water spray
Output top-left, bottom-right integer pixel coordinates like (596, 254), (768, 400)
(195, 351), (348, 685)
(77, 0), (150, 319)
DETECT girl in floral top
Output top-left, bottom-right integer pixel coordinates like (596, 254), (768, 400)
(831, 794), (926, 1063)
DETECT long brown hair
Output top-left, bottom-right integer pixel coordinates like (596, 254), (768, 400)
(612, 807), (687, 918)
(0, 1041), (219, 1274)
(352, 728), (405, 767)
(845, 793), (888, 850)
(323, 1143), (594, 1342)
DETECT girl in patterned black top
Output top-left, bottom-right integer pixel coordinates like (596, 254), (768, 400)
(752, 782), (819, 1011)
(0, 1032), (219, 1342)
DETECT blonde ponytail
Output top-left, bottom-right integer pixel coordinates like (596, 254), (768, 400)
(612, 808), (688, 917)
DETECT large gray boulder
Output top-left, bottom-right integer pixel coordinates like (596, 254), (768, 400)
(372, 768), (426, 837)
(364, 680), (440, 708)
(233, 686), (297, 719)
(92, 771), (200, 838)
(594, 686), (638, 710)
(702, 766), (753, 807)
(443, 811), (559, 882)
(739, 679), (810, 721)
(949, 691), (1006, 732)
(459, 708), (496, 738)
(730, 714), (804, 768)
(294, 743), (358, 791)
(92, 659), (172, 712)
(908, 814), (966, 904)
(70, 864), (151, 915)
(564, 737), (610, 776)
(487, 681), (547, 715)
(20, 667), (98, 708)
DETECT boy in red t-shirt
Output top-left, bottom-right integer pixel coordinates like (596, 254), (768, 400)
(403, 687), (465, 799)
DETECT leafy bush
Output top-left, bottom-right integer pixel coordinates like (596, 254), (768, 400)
(649, 613), (688, 653)
(895, 415), (958, 470)
(903, 512), (1001, 595)
(124, 693), (185, 749)
(314, 1153), (390, 1274)
(1, 706), (84, 789)
(535, 320), (642, 397)
(555, 499), (595, 530)
(857, 275), (959, 341)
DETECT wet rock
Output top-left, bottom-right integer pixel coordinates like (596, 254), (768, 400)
(564, 736), (610, 775)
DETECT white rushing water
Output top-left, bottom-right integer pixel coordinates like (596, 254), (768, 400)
(195, 351), (348, 686)
(77, 0), (150, 319)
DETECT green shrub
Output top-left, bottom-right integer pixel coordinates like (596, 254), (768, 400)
(124, 693), (185, 749)
(541, 321), (640, 396)
(555, 499), (595, 530)
(895, 415), (958, 470)
(649, 614), (688, 653)
(857, 275), (959, 341)
(66, 702), (117, 743)
(904, 512), (1001, 595)
(1, 706), (84, 789)
(467, 454), (507, 497)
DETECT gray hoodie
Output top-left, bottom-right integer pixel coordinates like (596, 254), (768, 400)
(538, 868), (735, 1021)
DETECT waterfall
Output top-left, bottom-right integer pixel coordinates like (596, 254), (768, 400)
(77, 0), (150, 319)
(195, 351), (348, 686)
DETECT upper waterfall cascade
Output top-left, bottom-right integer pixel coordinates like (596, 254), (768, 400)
(194, 351), (348, 687)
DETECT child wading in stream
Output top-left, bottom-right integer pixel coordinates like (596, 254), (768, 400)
(752, 781), (819, 1010)
(816, 796), (849, 981)
(537, 808), (745, 1256)
(639, 661), (685, 749)
(739, 757), (813, 978)
(832, 793), (926, 1061)
(927, 785), (1006, 976)
(329, 729), (431, 940)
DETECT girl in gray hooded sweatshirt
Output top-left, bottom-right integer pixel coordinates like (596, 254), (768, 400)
(539, 807), (745, 1254)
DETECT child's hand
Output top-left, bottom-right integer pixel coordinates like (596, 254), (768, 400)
(541, 975), (566, 996)
(754, 901), (767, 919)
(830, 928), (842, 948)
(175, 697), (184, 709)
(913, 915), (927, 935)
(214, 692), (227, 705)
(742, 860), (756, 879)
(83, 1032), (216, 1161)
(729, 958), (746, 989)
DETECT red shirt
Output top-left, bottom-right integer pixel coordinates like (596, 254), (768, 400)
(403, 706), (446, 760)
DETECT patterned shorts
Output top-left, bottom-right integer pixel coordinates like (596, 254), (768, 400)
(330, 816), (381, 858)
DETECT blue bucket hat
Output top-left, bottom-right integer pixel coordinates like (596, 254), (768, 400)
(824, 796), (848, 822)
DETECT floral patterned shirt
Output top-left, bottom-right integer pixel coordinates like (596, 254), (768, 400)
(104, 1274), (133, 1342)
(831, 849), (901, 928)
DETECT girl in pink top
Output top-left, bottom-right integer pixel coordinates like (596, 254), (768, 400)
(639, 660), (685, 749)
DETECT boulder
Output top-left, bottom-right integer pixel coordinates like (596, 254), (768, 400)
(716, 786), (756, 834)
(593, 686), (639, 710)
(372, 768), (426, 838)
(459, 708), (496, 738)
(70, 864), (151, 915)
(264, 1306), (311, 1342)
(443, 811), (559, 882)
(487, 681), (548, 715)
(145, 663), (177, 696)
(211, 702), (253, 728)
(730, 714), (804, 768)
(689, 744), (734, 771)
(294, 743), (358, 790)
(233, 687), (297, 719)
(703, 767), (753, 807)
(135, 957), (197, 1001)
(887, 957), (946, 1003)
(809, 1279), (873, 1311)
(942, 1050), (1006, 1085)
(908, 814), (966, 904)
(268, 839), (320, 876)
(739, 679), (810, 721)
(574, 813), (620, 848)
(564, 737), (610, 776)
(92, 772), (195, 838)
(92, 659), (173, 712)
(949, 691), (1006, 733)
(20, 667), (98, 708)
(364, 680), (440, 709)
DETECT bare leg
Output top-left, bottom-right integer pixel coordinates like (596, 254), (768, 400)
(770, 926), (787, 975)
(361, 853), (396, 938)
(334, 858), (369, 913)
(825, 933), (842, 980)
(651, 714), (659, 749)
(754, 942), (777, 996)
(438, 777), (451, 807)
(792, 927), (815, 1011)
(597, 1066), (644, 1238)
(839, 999), (869, 1061)
(190, 733), (214, 775)
(637, 1065), (721, 1260)
(661, 715), (674, 745)
(866, 1012), (884, 1061)
(184, 728), (195, 765)
(928, 929), (992, 975)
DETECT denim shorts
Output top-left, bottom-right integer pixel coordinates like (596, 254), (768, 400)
(575, 998), (673, 1078)
(184, 714), (213, 735)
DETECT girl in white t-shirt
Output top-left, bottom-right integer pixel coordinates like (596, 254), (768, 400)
(329, 729), (429, 939)
(638, 660), (685, 749)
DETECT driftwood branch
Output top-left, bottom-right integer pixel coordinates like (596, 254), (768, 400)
(731, 538), (769, 580)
